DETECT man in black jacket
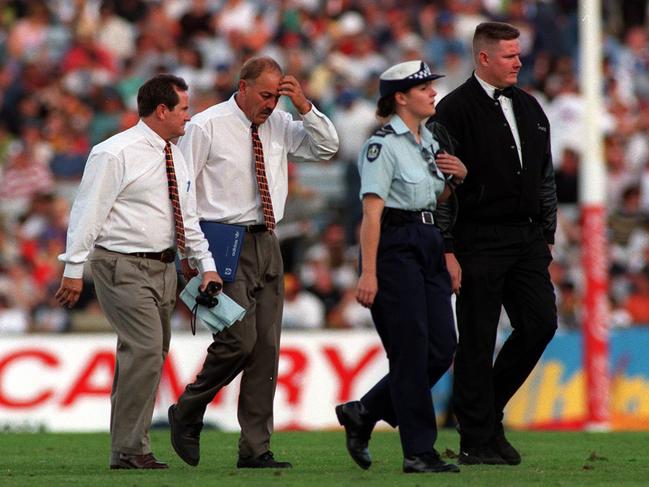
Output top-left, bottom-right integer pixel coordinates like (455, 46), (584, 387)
(433, 22), (558, 466)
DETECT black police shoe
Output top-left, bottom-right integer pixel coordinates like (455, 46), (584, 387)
(403, 450), (460, 473)
(491, 432), (521, 465)
(335, 401), (375, 469)
(458, 445), (507, 465)
(237, 451), (292, 468)
(168, 404), (203, 466)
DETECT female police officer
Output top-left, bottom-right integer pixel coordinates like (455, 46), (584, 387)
(335, 60), (466, 474)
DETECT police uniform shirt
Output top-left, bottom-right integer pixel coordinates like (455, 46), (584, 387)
(59, 120), (217, 279)
(178, 94), (339, 225)
(474, 73), (523, 166)
(358, 114), (446, 211)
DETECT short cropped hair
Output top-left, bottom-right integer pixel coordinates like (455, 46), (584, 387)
(239, 56), (283, 82)
(137, 74), (188, 117)
(473, 22), (520, 56)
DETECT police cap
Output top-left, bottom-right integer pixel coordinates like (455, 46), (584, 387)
(379, 60), (444, 98)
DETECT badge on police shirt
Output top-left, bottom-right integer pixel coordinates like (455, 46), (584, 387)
(366, 143), (382, 162)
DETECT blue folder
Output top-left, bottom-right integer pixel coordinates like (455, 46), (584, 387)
(199, 221), (245, 282)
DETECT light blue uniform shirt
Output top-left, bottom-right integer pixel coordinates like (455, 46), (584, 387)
(358, 115), (446, 211)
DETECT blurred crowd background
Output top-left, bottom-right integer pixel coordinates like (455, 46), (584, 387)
(0, 0), (648, 334)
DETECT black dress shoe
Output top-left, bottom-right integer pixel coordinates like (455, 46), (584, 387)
(458, 445), (507, 465)
(403, 451), (460, 473)
(491, 432), (521, 465)
(335, 401), (375, 470)
(237, 451), (292, 468)
(168, 404), (203, 466)
(110, 453), (168, 469)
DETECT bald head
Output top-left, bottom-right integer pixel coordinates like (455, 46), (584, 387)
(239, 56), (283, 83)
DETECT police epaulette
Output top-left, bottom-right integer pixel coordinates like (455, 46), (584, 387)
(372, 124), (395, 137)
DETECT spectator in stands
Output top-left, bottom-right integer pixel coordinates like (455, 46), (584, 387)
(179, 0), (215, 43)
(554, 147), (580, 204)
(0, 291), (30, 334)
(328, 284), (374, 329)
(610, 185), (645, 245)
(0, 143), (54, 220)
(6, 1), (51, 61)
(282, 272), (325, 329)
(96, 0), (137, 63)
(624, 267), (649, 324)
(276, 162), (324, 273)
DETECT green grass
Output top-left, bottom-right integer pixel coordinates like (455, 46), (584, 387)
(1, 429), (649, 486)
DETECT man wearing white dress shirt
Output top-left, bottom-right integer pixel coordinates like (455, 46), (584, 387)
(56, 74), (220, 470)
(168, 56), (339, 469)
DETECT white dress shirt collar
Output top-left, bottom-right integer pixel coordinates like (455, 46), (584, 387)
(137, 119), (168, 152)
(474, 72), (501, 99)
(227, 93), (254, 127)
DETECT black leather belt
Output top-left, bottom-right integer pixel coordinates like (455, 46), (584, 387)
(96, 246), (176, 263)
(382, 208), (435, 227)
(245, 224), (268, 233)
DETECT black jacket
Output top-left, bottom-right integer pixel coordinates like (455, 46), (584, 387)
(427, 121), (458, 242)
(433, 75), (557, 245)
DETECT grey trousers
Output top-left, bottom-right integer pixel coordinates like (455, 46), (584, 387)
(90, 247), (176, 464)
(175, 230), (284, 459)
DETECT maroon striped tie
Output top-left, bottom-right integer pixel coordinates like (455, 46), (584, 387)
(251, 124), (276, 231)
(164, 142), (186, 253)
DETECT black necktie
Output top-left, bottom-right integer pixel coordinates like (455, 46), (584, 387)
(494, 87), (514, 100)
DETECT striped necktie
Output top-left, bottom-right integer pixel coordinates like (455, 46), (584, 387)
(251, 123), (276, 231)
(164, 141), (186, 253)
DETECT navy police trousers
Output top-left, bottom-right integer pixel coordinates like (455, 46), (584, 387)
(361, 218), (457, 457)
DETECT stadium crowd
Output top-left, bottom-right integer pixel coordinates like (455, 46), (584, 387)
(0, 0), (648, 333)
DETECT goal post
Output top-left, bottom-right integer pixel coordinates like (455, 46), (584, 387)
(579, 0), (610, 430)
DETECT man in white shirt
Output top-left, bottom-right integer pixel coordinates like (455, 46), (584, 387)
(56, 74), (220, 470)
(168, 56), (339, 469)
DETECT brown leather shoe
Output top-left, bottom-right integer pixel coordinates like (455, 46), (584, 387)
(110, 453), (169, 469)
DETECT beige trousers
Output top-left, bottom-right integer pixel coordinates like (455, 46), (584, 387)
(90, 247), (176, 464)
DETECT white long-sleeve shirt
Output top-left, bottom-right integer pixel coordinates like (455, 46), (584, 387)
(59, 120), (216, 278)
(178, 94), (339, 224)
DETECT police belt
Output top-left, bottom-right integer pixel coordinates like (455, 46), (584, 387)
(382, 208), (435, 227)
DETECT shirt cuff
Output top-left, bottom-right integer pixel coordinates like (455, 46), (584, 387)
(63, 262), (85, 279)
(301, 103), (324, 121)
(197, 257), (217, 274)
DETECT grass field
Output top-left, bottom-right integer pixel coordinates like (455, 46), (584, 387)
(2, 429), (649, 486)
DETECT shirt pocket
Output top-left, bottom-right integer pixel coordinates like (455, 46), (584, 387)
(266, 142), (286, 194)
(398, 162), (428, 207)
(399, 161), (427, 184)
